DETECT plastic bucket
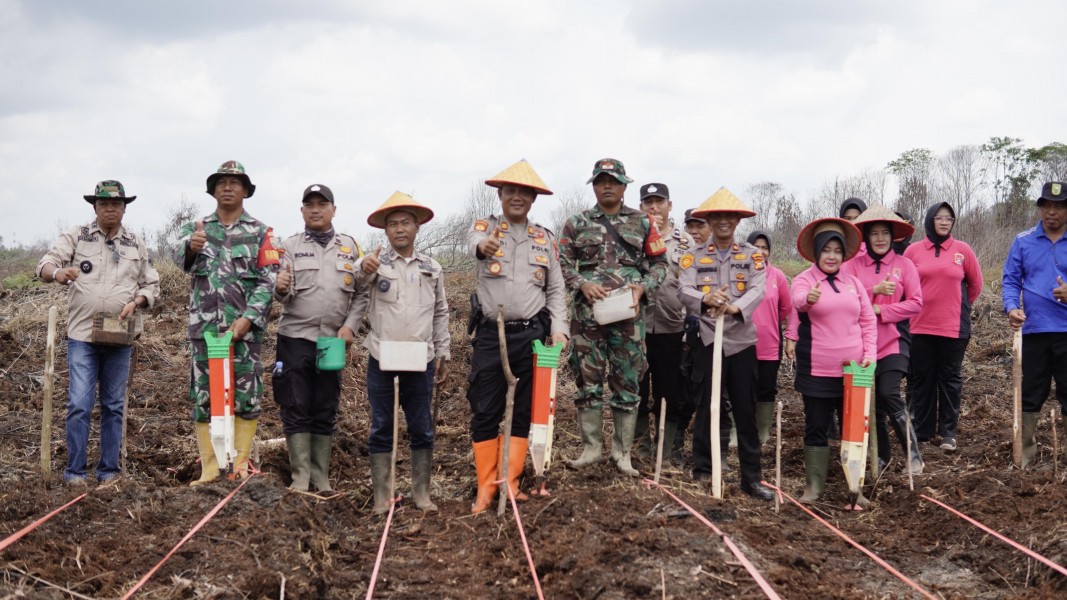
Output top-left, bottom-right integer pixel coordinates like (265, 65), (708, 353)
(316, 337), (346, 371)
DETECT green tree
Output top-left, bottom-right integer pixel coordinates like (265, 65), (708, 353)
(887, 148), (933, 220)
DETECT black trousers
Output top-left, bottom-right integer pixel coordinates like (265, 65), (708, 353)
(909, 334), (969, 440)
(466, 317), (546, 443)
(1022, 332), (1067, 415)
(874, 364), (906, 464)
(756, 359), (781, 405)
(802, 391), (842, 448)
(691, 344), (761, 484)
(638, 331), (690, 422)
(272, 334), (342, 436)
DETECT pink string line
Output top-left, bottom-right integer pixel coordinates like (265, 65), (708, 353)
(762, 481), (936, 599)
(365, 495), (401, 600)
(122, 475), (255, 599)
(0, 493), (88, 553)
(499, 479), (545, 600)
(919, 494), (1067, 578)
(643, 479), (781, 600)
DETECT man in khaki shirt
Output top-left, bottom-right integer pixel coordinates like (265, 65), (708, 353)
(37, 180), (159, 484)
(465, 159), (569, 513)
(273, 183), (369, 492)
(357, 192), (450, 513)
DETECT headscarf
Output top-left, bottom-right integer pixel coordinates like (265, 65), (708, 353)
(839, 197), (868, 218)
(813, 230), (844, 291)
(746, 230), (771, 257)
(923, 202), (955, 247)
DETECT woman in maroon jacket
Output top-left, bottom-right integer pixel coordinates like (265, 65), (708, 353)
(903, 203), (983, 452)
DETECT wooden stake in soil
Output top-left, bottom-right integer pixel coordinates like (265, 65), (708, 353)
(774, 399), (782, 515)
(1012, 329), (1023, 469)
(496, 306), (518, 517)
(905, 409), (915, 492)
(41, 305), (58, 481)
(431, 357), (443, 438)
(1052, 405), (1059, 481)
(710, 313), (725, 500)
(121, 344), (139, 474)
(390, 376), (399, 506)
(868, 377), (879, 483)
(654, 396), (667, 485)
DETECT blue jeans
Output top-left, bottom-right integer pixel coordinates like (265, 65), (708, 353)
(366, 357), (434, 454)
(66, 339), (131, 481)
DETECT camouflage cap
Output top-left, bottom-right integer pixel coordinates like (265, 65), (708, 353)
(1038, 182), (1067, 204)
(586, 158), (633, 185)
(83, 180), (136, 204)
(206, 160), (256, 198)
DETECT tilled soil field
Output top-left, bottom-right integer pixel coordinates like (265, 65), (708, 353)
(1, 272), (1065, 599)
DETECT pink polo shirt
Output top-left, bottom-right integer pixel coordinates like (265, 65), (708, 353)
(792, 267), (877, 377)
(903, 236), (983, 339)
(752, 265), (798, 361)
(841, 252), (923, 360)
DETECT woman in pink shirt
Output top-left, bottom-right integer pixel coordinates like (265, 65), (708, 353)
(842, 206), (924, 475)
(746, 230), (797, 446)
(903, 203), (983, 452)
(792, 218), (877, 503)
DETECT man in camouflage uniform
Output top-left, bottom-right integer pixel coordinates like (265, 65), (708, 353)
(677, 188), (773, 500)
(273, 183), (369, 492)
(466, 160), (569, 513)
(37, 180), (159, 484)
(174, 161), (278, 485)
(634, 183), (696, 462)
(560, 158), (668, 476)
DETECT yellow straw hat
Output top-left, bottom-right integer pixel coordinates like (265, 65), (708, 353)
(852, 204), (915, 240)
(367, 191), (435, 229)
(690, 187), (756, 219)
(796, 218), (861, 263)
(485, 159), (553, 195)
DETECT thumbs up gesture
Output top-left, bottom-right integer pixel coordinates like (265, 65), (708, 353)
(478, 227), (503, 259)
(873, 275), (896, 296)
(361, 245), (383, 274)
(276, 259), (294, 295)
(1055, 275), (1067, 304)
(807, 280), (822, 305)
(189, 220), (207, 253)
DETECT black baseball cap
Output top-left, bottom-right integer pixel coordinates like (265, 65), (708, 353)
(302, 183), (335, 204)
(640, 183), (670, 201)
(683, 208), (705, 224)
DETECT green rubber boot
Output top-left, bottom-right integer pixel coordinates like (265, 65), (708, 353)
(611, 409), (639, 477)
(569, 409), (604, 468)
(309, 434), (333, 492)
(1021, 412), (1039, 468)
(800, 446), (830, 504)
(756, 402), (776, 446)
(634, 413), (653, 459)
(286, 433), (311, 492)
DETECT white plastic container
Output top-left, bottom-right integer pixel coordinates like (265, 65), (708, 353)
(593, 287), (637, 325)
(378, 341), (429, 372)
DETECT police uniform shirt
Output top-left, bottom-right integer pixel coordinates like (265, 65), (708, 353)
(37, 221), (160, 343)
(467, 216), (568, 336)
(276, 232), (370, 341)
(677, 240), (766, 357)
(356, 246), (451, 363)
(646, 222), (695, 334)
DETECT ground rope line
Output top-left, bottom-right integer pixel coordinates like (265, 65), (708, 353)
(762, 481), (936, 599)
(498, 477), (545, 600)
(121, 474), (256, 599)
(919, 494), (1067, 578)
(0, 493), (88, 553)
(365, 495), (401, 600)
(642, 479), (781, 599)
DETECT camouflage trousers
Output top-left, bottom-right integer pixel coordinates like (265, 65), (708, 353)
(188, 339), (263, 422)
(569, 316), (647, 410)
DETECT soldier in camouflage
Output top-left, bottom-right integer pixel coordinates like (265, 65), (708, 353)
(174, 160), (279, 485)
(560, 158), (668, 476)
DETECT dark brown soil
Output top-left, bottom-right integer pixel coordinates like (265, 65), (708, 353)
(1, 273), (1065, 599)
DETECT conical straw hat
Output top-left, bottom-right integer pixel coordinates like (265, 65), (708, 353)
(691, 187), (756, 218)
(367, 191), (435, 229)
(796, 218), (861, 263)
(485, 159), (553, 195)
(852, 203), (915, 240)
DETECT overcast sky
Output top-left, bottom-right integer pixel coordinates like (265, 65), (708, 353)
(2, 0), (1064, 247)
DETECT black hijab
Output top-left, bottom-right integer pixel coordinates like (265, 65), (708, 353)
(839, 197), (867, 218)
(746, 230), (770, 256)
(923, 202), (955, 247)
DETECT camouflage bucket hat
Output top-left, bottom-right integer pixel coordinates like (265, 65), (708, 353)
(83, 180), (136, 204)
(586, 158), (633, 184)
(206, 160), (256, 198)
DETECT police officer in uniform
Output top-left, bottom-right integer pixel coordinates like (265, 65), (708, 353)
(677, 188), (774, 500)
(273, 184), (370, 492)
(466, 160), (569, 513)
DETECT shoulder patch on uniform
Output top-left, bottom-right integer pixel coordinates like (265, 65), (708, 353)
(474, 220), (489, 232)
(752, 253), (765, 270)
(679, 254), (694, 269)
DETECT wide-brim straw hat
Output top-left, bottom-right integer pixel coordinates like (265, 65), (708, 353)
(367, 191), (435, 229)
(690, 187), (756, 219)
(796, 217), (861, 263)
(852, 204), (915, 240)
(485, 159), (553, 195)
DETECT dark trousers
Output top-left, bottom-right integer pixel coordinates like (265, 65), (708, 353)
(638, 331), (689, 422)
(802, 392), (842, 447)
(272, 334), (342, 436)
(466, 318), (545, 442)
(367, 356), (435, 454)
(909, 334), (969, 440)
(756, 360), (781, 405)
(874, 365), (906, 464)
(1021, 332), (1067, 415)
(691, 344), (761, 484)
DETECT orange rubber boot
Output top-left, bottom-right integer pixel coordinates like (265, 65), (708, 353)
(471, 438), (500, 514)
(500, 436), (529, 502)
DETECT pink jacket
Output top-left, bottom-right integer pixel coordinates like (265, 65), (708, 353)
(792, 267), (877, 377)
(752, 265), (798, 361)
(903, 237), (983, 338)
(841, 252), (923, 360)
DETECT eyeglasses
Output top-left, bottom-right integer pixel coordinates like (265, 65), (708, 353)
(933, 216), (955, 223)
(105, 239), (119, 263)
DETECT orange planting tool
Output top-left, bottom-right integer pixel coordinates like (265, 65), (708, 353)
(841, 360), (876, 509)
(206, 331), (236, 475)
(529, 339), (563, 496)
